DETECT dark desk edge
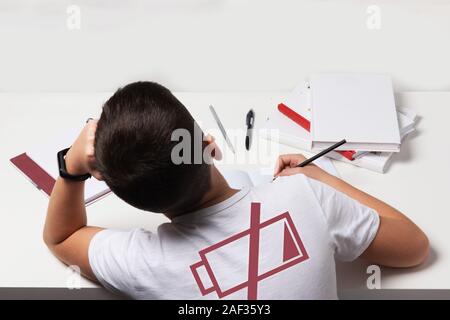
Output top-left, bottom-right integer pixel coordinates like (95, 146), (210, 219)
(1, 288), (450, 300)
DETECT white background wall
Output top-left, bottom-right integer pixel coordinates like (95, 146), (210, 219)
(0, 0), (449, 92)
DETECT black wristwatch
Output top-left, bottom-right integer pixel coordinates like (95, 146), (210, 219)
(57, 147), (91, 181)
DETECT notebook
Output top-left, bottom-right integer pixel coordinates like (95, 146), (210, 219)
(262, 104), (410, 157)
(261, 103), (416, 173)
(10, 128), (111, 206)
(282, 84), (312, 131)
(262, 108), (312, 151)
(310, 74), (401, 152)
(326, 107), (416, 173)
(267, 83), (376, 160)
(220, 157), (339, 189)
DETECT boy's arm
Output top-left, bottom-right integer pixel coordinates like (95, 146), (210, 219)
(43, 120), (103, 282)
(275, 154), (429, 268)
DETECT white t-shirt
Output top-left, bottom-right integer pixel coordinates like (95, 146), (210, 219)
(89, 174), (380, 300)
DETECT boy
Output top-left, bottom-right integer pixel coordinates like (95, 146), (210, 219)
(43, 82), (429, 299)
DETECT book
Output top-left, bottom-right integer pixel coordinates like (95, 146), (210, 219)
(326, 108), (416, 173)
(261, 90), (416, 173)
(220, 157), (339, 189)
(9, 128), (110, 206)
(274, 84), (369, 161)
(281, 84), (311, 131)
(262, 107), (312, 151)
(262, 107), (412, 155)
(309, 73), (401, 152)
(277, 102), (367, 161)
(261, 84), (313, 152)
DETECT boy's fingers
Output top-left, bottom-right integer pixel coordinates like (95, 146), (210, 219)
(205, 134), (215, 143)
(86, 144), (95, 157)
(204, 134), (222, 161)
(87, 119), (98, 133)
(91, 170), (103, 181)
(278, 167), (304, 177)
(213, 143), (222, 161)
(85, 119), (98, 154)
(274, 154), (307, 175)
(274, 154), (293, 175)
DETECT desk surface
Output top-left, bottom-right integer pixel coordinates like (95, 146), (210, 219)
(1, 92), (449, 293)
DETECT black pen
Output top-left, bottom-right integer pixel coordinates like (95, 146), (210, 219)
(245, 109), (255, 151)
(297, 139), (347, 167)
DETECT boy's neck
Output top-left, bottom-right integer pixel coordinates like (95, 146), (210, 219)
(166, 166), (238, 220)
(197, 168), (239, 210)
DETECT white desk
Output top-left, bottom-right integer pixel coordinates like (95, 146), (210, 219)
(1, 92), (449, 298)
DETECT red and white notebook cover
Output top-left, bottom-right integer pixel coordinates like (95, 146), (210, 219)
(9, 129), (110, 206)
(277, 85), (361, 161)
(10, 153), (55, 197)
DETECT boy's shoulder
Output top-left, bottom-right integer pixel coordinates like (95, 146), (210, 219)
(248, 174), (321, 212)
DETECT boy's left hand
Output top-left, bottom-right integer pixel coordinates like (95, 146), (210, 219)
(65, 119), (102, 180)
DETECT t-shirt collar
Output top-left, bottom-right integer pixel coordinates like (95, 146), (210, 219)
(172, 187), (251, 223)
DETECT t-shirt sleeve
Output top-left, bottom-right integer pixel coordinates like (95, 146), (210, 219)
(306, 177), (380, 262)
(88, 228), (152, 295)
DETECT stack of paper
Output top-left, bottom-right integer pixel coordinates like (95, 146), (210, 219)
(262, 74), (417, 173)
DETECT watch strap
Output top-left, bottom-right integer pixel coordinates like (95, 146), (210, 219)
(57, 147), (91, 182)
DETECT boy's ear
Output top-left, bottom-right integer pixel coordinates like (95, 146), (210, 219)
(204, 134), (222, 161)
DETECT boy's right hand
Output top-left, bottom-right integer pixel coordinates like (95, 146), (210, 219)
(274, 154), (331, 182)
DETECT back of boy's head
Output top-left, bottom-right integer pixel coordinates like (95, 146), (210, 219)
(95, 81), (211, 214)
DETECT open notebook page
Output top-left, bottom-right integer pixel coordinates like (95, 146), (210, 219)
(221, 157), (339, 190)
(26, 128), (110, 204)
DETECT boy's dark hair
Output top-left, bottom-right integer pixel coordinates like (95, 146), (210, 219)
(95, 81), (211, 214)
